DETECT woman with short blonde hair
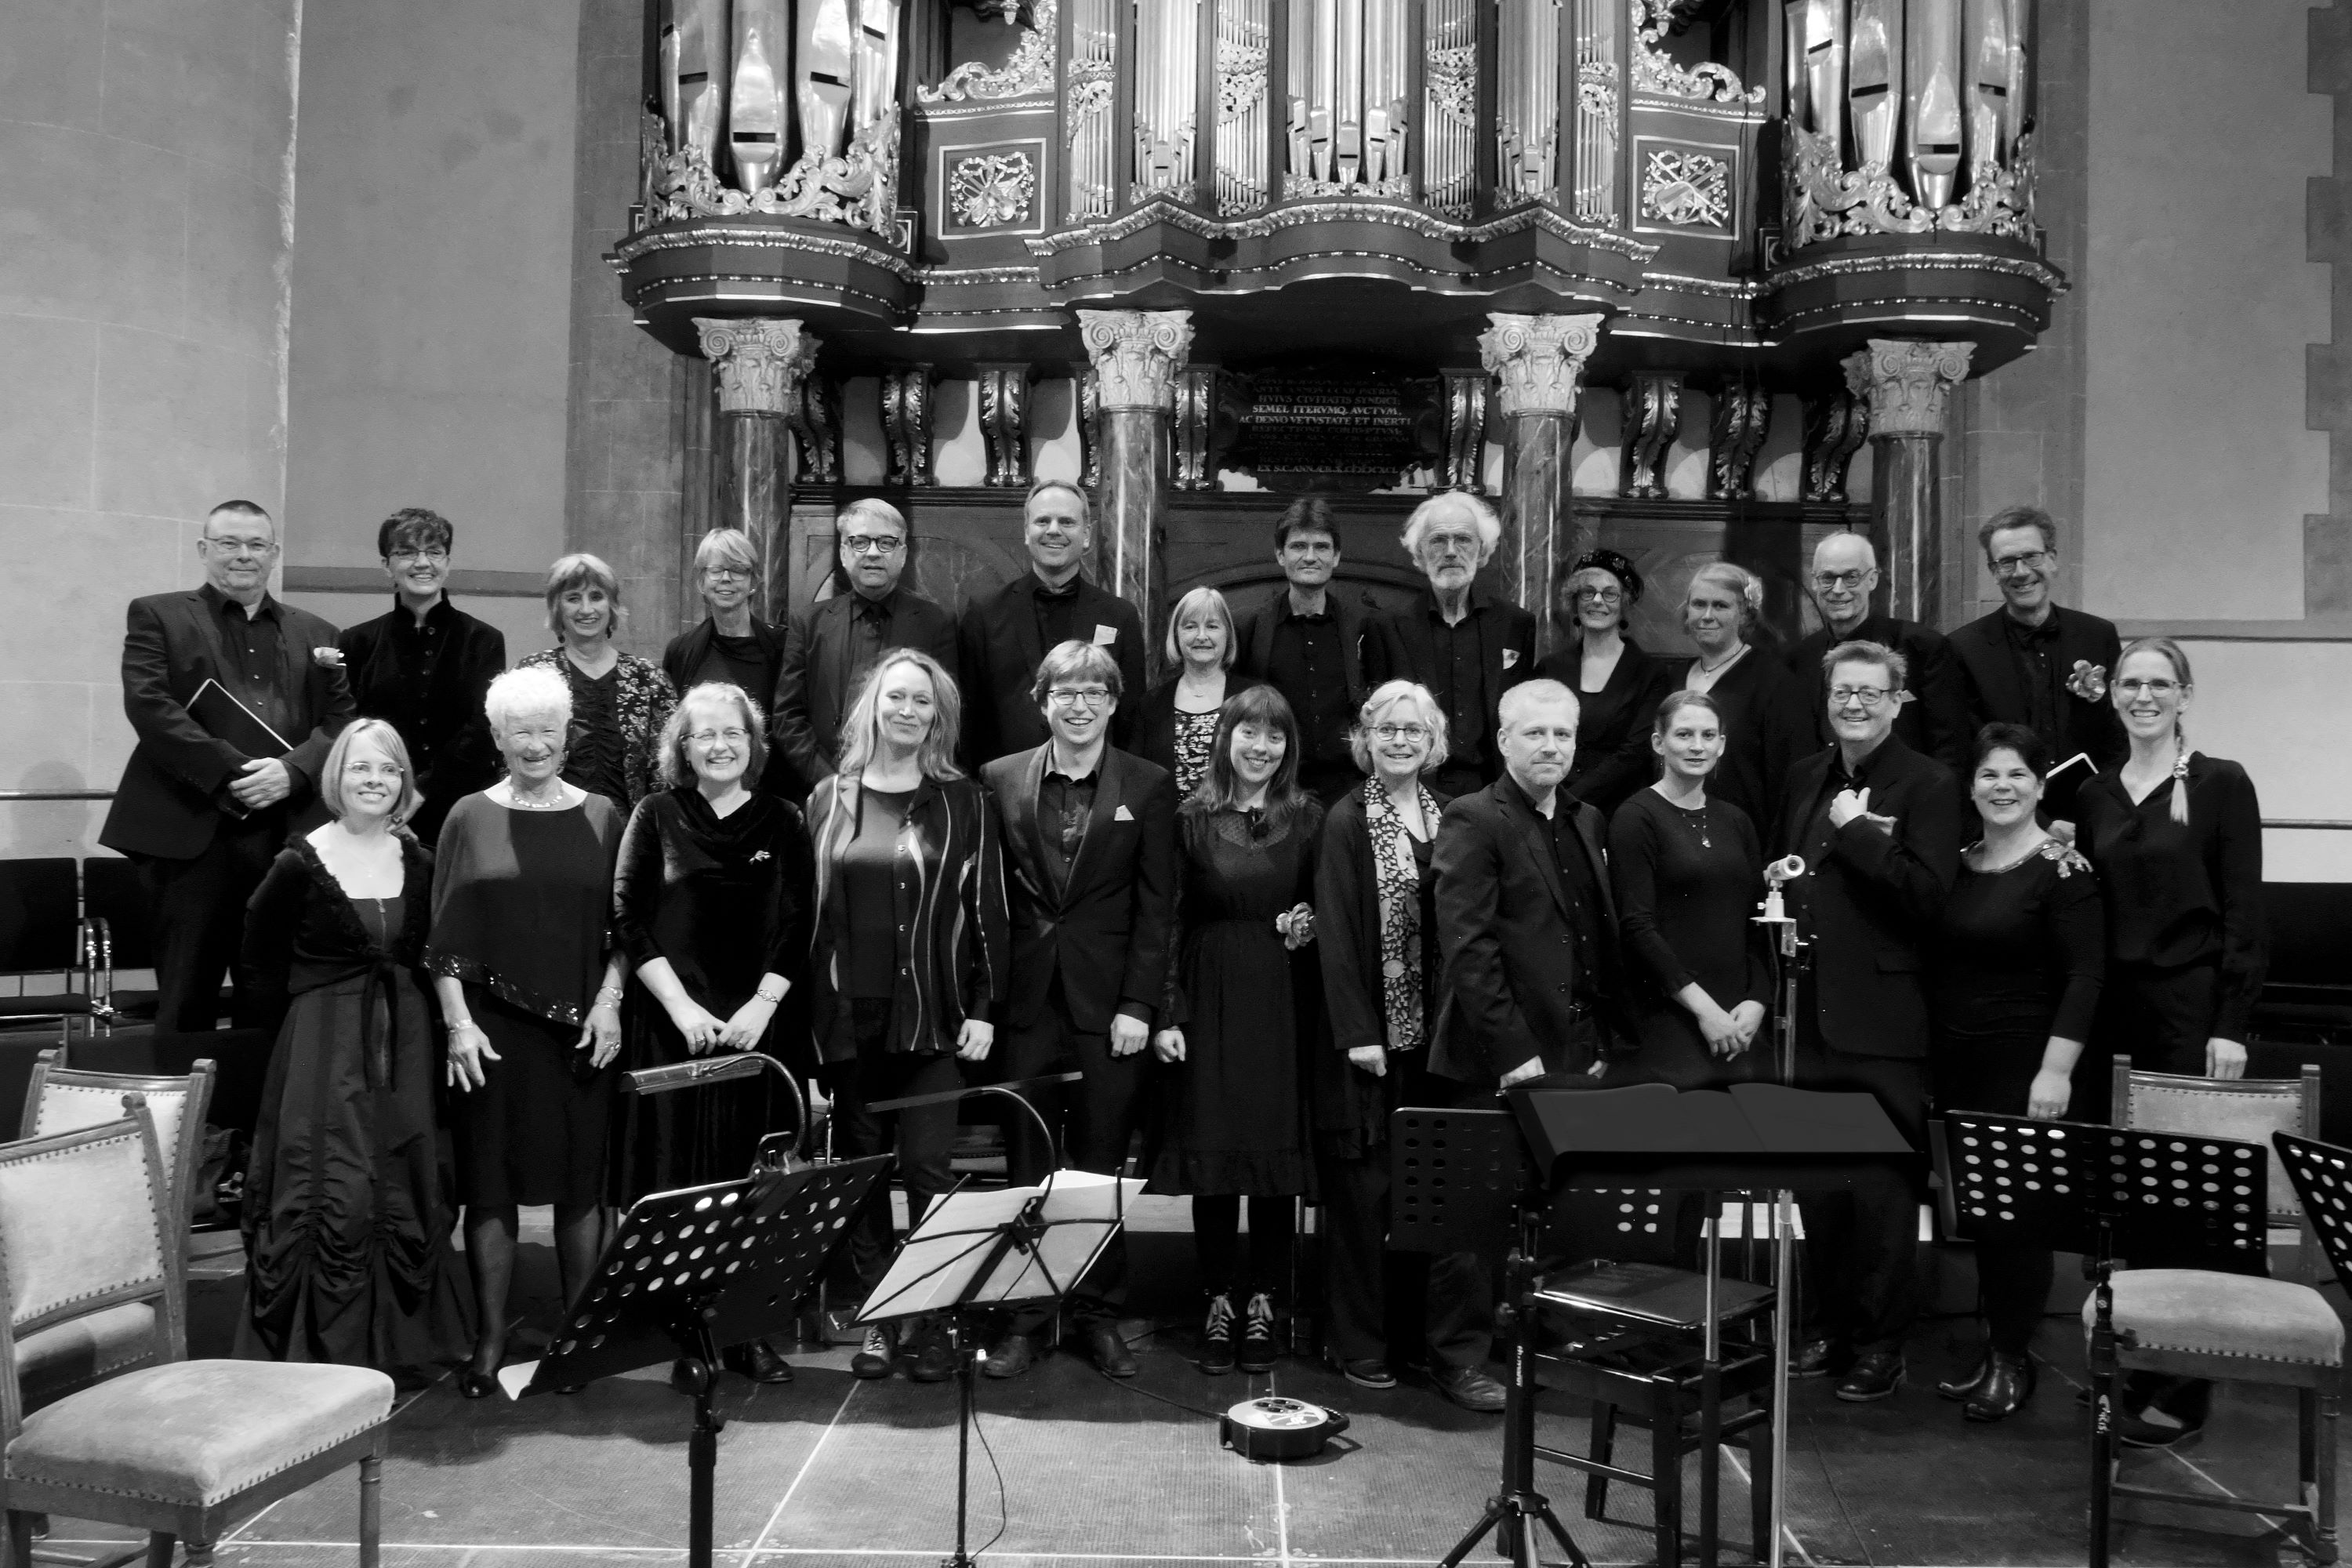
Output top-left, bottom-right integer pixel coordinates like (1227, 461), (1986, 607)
(1135, 586), (1254, 798)
(662, 530), (786, 760)
(518, 552), (676, 810)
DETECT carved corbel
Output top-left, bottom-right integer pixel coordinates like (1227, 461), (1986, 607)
(1438, 368), (1491, 494)
(1619, 373), (1682, 499)
(788, 374), (844, 484)
(1076, 370), (1103, 489)
(975, 363), (1035, 488)
(1708, 382), (1773, 500)
(1173, 366), (1220, 491)
(1800, 387), (1869, 503)
(693, 317), (822, 416)
(880, 365), (937, 486)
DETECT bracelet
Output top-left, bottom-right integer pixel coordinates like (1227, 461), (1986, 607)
(754, 982), (785, 1004)
(593, 986), (623, 1005)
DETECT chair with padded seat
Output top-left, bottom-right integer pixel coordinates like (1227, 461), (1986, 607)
(16, 1053), (213, 1236)
(0, 1094), (390, 1568)
(0, 862), (93, 1049)
(2112, 1057), (2325, 1280)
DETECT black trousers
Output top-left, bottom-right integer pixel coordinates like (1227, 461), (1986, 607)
(2092, 960), (2222, 1085)
(1978, 1243), (2054, 1356)
(1792, 1037), (1928, 1356)
(828, 1000), (964, 1299)
(1319, 1144), (1494, 1370)
(135, 812), (285, 1033)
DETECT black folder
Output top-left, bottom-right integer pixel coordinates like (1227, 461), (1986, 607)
(190, 677), (292, 759)
(1510, 1081), (1917, 1191)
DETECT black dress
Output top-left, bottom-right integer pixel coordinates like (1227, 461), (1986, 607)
(1153, 800), (1323, 1196)
(1607, 788), (1773, 1088)
(608, 789), (815, 1205)
(1679, 646), (1798, 837)
(238, 836), (474, 1369)
(1535, 641), (1673, 815)
(425, 790), (627, 1209)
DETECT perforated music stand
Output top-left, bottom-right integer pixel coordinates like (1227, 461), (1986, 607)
(1933, 1112), (2267, 1568)
(497, 1155), (892, 1568)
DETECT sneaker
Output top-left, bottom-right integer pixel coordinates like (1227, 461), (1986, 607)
(1200, 1292), (1237, 1375)
(851, 1324), (897, 1380)
(1238, 1293), (1278, 1374)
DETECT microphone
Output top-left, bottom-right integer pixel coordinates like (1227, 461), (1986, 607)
(1758, 855), (1806, 924)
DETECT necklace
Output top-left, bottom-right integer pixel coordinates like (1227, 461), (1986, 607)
(1695, 642), (1748, 677)
(508, 782), (566, 811)
(1672, 799), (1712, 848)
(1975, 832), (2051, 874)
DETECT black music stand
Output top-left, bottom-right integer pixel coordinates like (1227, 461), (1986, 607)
(1933, 1112), (2268, 1568)
(499, 1155), (891, 1568)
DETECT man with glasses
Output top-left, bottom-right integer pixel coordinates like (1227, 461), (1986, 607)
(99, 499), (356, 1030)
(662, 528), (786, 771)
(976, 640), (1178, 1379)
(335, 506), (508, 843)
(1364, 492), (1536, 800)
(1781, 532), (1969, 774)
(960, 478), (1147, 762)
(1946, 506), (2124, 821)
(1776, 640), (1961, 1404)
(772, 498), (959, 797)
(1232, 498), (1370, 801)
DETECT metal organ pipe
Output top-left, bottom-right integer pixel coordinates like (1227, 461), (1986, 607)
(1420, 0), (1475, 216)
(1847, 0), (1901, 172)
(1136, 0), (1202, 195)
(729, 2), (790, 192)
(1905, 0), (1962, 209)
(1285, 0), (1409, 191)
(1495, 0), (1558, 201)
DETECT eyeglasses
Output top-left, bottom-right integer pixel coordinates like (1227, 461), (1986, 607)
(343, 761), (403, 778)
(1046, 688), (1114, 710)
(1571, 587), (1622, 604)
(842, 535), (905, 556)
(688, 728), (750, 746)
(1828, 686), (1893, 708)
(2115, 678), (2181, 698)
(205, 536), (278, 555)
(1421, 532), (1479, 556)
(1989, 550), (2050, 577)
(704, 566), (753, 581)
(1370, 724), (1430, 742)
(1813, 569), (1867, 590)
(388, 549), (449, 564)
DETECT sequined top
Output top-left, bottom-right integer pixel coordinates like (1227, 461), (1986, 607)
(1171, 706), (1221, 800)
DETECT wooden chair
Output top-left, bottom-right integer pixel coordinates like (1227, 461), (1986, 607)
(2112, 1057), (2325, 1279)
(18, 1054), (214, 1234)
(0, 1094), (390, 1568)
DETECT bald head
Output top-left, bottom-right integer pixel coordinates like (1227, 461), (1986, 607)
(1809, 531), (1879, 636)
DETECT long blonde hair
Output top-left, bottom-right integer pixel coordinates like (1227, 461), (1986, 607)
(2117, 636), (2194, 826)
(837, 648), (966, 781)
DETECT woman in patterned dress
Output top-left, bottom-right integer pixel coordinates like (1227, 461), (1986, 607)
(517, 553), (677, 812)
(1132, 586), (1259, 800)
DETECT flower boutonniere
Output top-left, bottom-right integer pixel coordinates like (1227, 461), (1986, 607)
(312, 646), (345, 668)
(749, 849), (772, 864)
(2065, 659), (2107, 703)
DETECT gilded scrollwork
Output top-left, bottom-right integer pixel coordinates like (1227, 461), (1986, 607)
(950, 151), (1038, 227)
(1628, 0), (1762, 105)
(1783, 123), (2033, 250)
(922, 0), (1059, 102)
(768, 114), (903, 241)
(1639, 147), (1729, 228)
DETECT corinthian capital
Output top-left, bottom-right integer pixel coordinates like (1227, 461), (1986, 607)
(1842, 339), (1974, 437)
(1477, 312), (1604, 417)
(1076, 310), (1194, 410)
(695, 317), (822, 415)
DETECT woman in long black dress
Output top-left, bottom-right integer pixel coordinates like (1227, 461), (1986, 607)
(1132, 586), (1256, 800)
(517, 553), (677, 812)
(426, 665), (630, 1398)
(1930, 723), (2103, 1423)
(239, 719), (472, 1375)
(1152, 684), (1321, 1375)
(609, 681), (814, 1385)
(1534, 550), (1672, 816)
(1673, 562), (1795, 835)
(1608, 691), (1771, 1089)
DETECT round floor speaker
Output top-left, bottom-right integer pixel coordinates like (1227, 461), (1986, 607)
(1218, 1396), (1350, 1462)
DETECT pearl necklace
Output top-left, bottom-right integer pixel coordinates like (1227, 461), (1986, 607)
(508, 782), (567, 811)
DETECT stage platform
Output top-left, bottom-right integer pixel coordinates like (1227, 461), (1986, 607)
(54, 1207), (2347, 1568)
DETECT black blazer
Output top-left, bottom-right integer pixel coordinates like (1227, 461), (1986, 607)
(1232, 593), (1373, 708)
(663, 614), (786, 706)
(1363, 587), (1537, 787)
(1783, 613), (1971, 776)
(1684, 644), (1800, 838)
(1534, 639), (1675, 815)
(982, 743), (1179, 1034)
(1776, 734), (1962, 1059)
(337, 596), (508, 844)
(1431, 777), (1624, 1086)
(100, 589), (355, 860)
(1947, 604), (2125, 817)
(958, 574), (1146, 762)
(1128, 673), (1263, 783)
(771, 588), (959, 794)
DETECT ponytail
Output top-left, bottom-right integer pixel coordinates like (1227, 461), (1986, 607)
(2170, 722), (2191, 827)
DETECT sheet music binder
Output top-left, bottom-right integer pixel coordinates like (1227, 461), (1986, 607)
(190, 677), (292, 758)
(857, 1169), (1144, 1321)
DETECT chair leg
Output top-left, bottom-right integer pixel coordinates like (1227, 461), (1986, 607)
(2318, 1388), (2340, 1565)
(145, 1534), (176, 1568)
(1748, 1399), (1776, 1563)
(185, 1541), (213, 1566)
(3, 1513), (28, 1568)
(360, 1450), (383, 1568)
(1584, 1400), (1616, 1519)
(1652, 1381), (1682, 1568)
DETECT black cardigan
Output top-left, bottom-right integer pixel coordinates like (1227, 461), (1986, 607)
(241, 832), (436, 1048)
(1534, 639), (1675, 815)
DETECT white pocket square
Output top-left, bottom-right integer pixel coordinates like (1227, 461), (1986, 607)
(1093, 624), (1119, 646)
(1114, 804), (1135, 822)
(1501, 648), (1520, 670)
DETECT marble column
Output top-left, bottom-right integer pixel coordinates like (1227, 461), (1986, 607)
(1076, 310), (1194, 671)
(695, 318), (822, 618)
(1478, 312), (1605, 655)
(1843, 339), (1973, 623)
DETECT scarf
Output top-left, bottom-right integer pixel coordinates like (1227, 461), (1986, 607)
(1364, 775), (1441, 1051)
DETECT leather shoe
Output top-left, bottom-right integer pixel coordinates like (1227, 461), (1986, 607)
(723, 1338), (794, 1385)
(459, 1367), (499, 1400)
(981, 1330), (1034, 1380)
(1936, 1355), (1993, 1403)
(909, 1320), (959, 1383)
(1084, 1321), (1138, 1377)
(1792, 1337), (1849, 1379)
(1340, 1358), (1397, 1390)
(1429, 1361), (1508, 1414)
(1834, 1349), (1906, 1403)
(1962, 1352), (2036, 1422)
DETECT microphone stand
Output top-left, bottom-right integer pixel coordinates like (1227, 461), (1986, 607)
(1750, 857), (1807, 1568)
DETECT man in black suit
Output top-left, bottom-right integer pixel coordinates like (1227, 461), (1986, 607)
(771, 499), (960, 796)
(958, 480), (1146, 763)
(1232, 499), (1369, 801)
(1947, 506), (2125, 822)
(1364, 493), (1535, 800)
(1777, 639), (1961, 1403)
(336, 506), (507, 844)
(97, 500), (355, 1030)
(978, 641), (1178, 1380)
(1781, 532), (1969, 775)
(1428, 678), (1626, 1413)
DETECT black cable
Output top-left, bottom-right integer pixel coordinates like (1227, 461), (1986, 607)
(971, 1399), (1011, 1557)
(1087, 1327), (1237, 1421)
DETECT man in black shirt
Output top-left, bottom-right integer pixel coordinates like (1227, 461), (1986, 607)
(1781, 532), (1970, 775)
(1233, 498), (1369, 801)
(336, 507), (507, 844)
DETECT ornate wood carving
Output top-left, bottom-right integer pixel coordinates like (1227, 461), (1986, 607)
(694, 317), (821, 415)
(1077, 369), (1103, 488)
(1438, 368), (1490, 493)
(789, 373), (844, 482)
(1619, 373), (1682, 499)
(1477, 312), (1600, 416)
(1800, 387), (1869, 503)
(880, 364), (937, 486)
(1076, 309), (1195, 409)
(1707, 382), (1772, 500)
(1843, 337), (1973, 435)
(975, 363), (1035, 487)
(1173, 365), (1221, 490)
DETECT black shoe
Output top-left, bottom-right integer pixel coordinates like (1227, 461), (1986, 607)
(909, 1320), (959, 1383)
(1962, 1352), (2036, 1423)
(1835, 1349), (1906, 1403)
(1792, 1337), (1850, 1380)
(1429, 1361), (1508, 1414)
(723, 1338), (795, 1385)
(981, 1330), (1034, 1380)
(1200, 1293), (1237, 1375)
(851, 1323), (898, 1380)
(1237, 1293), (1278, 1374)
(1085, 1321), (1138, 1378)
(2117, 1406), (2204, 1449)
(459, 1367), (499, 1400)
(1339, 1358), (1397, 1390)
(1936, 1354), (1994, 1403)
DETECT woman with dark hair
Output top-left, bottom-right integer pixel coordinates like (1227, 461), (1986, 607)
(1674, 561), (1795, 834)
(1931, 723), (2103, 1424)
(1608, 691), (1772, 1089)
(804, 648), (1007, 1383)
(608, 681), (815, 1385)
(1152, 684), (1322, 1375)
(1133, 585), (1258, 799)
(517, 552), (677, 811)
(1535, 549), (1673, 815)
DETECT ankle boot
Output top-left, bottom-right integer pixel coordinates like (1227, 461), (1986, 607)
(1962, 1352), (2037, 1422)
(1936, 1354), (1994, 1403)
